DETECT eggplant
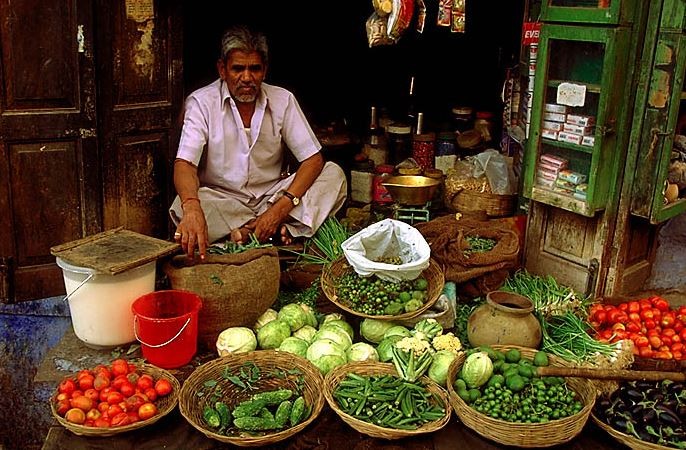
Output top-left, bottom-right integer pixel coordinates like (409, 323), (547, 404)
(668, 382), (685, 395)
(623, 389), (645, 403)
(677, 404), (686, 419)
(663, 399), (678, 411)
(656, 406), (682, 427)
(637, 380), (656, 391)
(597, 399), (612, 412)
(609, 414), (636, 433)
(640, 408), (657, 424)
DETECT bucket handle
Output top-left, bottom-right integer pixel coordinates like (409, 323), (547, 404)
(133, 315), (191, 348)
(62, 272), (95, 302)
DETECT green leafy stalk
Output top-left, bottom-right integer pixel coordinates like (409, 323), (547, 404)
(285, 217), (350, 265)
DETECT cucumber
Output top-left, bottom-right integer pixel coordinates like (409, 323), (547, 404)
(275, 400), (292, 428)
(290, 396), (306, 426)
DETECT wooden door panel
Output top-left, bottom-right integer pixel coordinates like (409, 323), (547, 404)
(543, 208), (597, 264)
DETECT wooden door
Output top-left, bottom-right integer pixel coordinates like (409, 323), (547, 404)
(0, 0), (100, 302)
(96, 0), (183, 238)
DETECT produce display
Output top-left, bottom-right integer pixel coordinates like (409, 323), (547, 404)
(463, 236), (497, 257)
(590, 296), (686, 361)
(594, 380), (686, 448)
(335, 273), (429, 316)
(453, 347), (583, 423)
(52, 359), (174, 429)
(331, 373), (446, 430)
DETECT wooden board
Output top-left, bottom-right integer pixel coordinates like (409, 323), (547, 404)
(50, 227), (179, 274)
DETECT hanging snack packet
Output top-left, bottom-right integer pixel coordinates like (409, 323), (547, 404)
(366, 12), (395, 47)
(387, 0), (414, 42)
(415, 0), (426, 33)
(373, 0), (393, 17)
(451, 0), (466, 33)
(437, 0), (451, 27)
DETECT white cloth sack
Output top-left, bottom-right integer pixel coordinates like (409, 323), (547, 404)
(341, 219), (431, 282)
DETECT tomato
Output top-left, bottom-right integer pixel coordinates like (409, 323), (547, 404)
(127, 412), (140, 423)
(680, 328), (686, 342)
(112, 374), (128, 390)
(614, 330), (628, 341)
(86, 408), (101, 421)
(655, 351), (673, 360)
(83, 388), (100, 403)
(119, 382), (135, 398)
(92, 365), (111, 379)
(65, 408), (86, 425)
(76, 369), (93, 380)
(607, 309), (623, 324)
(626, 322), (641, 333)
(98, 402), (109, 414)
(662, 328), (676, 338)
(595, 310), (607, 324)
(640, 299), (652, 310)
(673, 335), (681, 344)
(628, 301), (641, 313)
(674, 321), (684, 333)
(662, 313), (676, 329)
(125, 393), (146, 412)
(649, 335), (662, 349)
(137, 375), (154, 391)
(55, 400), (70, 416)
(154, 379), (173, 397)
(674, 351), (684, 360)
(106, 391), (125, 405)
(138, 402), (158, 421)
(671, 342), (684, 353)
(612, 322), (626, 331)
(127, 363), (137, 374)
(599, 329), (614, 342)
(110, 412), (131, 427)
(56, 392), (70, 403)
(641, 309), (654, 321)
(94, 418), (111, 428)
(99, 387), (115, 402)
(661, 335), (673, 346)
(126, 372), (140, 385)
(644, 319), (657, 330)
(616, 312), (629, 323)
(58, 378), (76, 395)
(651, 296), (670, 312)
(93, 374), (110, 391)
(618, 302), (629, 312)
(639, 346), (654, 358)
(70, 395), (93, 412)
(107, 404), (124, 417)
(634, 335), (650, 347)
(628, 312), (641, 323)
(111, 359), (129, 377)
(652, 308), (662, 321)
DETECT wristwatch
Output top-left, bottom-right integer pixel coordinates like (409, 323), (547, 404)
(283, 190), (300, 206)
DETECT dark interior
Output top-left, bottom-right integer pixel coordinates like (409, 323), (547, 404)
(182, 1), (526, 135)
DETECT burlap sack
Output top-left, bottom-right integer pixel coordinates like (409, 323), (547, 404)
(163, 247), (279, 349)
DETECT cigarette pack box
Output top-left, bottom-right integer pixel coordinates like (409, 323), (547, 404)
(563, 123), (594, 136)
(543, 112), (566, 123)
(540, 154), (568, 168)
(558, 131), (583, 145)
(536, 168), (558, 181)
(581, 135), (595, 147)
(555, 178), (577, 190)
(538, 162), (563, 173)
(558, 169), (587, 185)
(545, 103), (568, 114)
(536, 177), (555, 188)
(542, 129), (559, 140)
(553, 186), (575, 196)
(543, 121), (564, 132)
(573, 191), (588, 201)
(566, 114), (596, 127)
(576, 183), (588, 194)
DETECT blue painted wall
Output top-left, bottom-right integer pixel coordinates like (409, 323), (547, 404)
(0, 297), (70, 450)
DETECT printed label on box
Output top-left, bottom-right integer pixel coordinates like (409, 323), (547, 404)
(536, 169), (558, 181)
(540, 154), (568, 167)
(545, 103), (568, 114)
(558, 169), (587, 185)
(536, 177), (554, 188)
(563, 123), (594, 136)
(581, 135), (595, 147)
(566, 114), (595, 127)
(543, 112), (566, 123)
(539, 162), (562, 173)
(543, 121), (563, 132)
(558, 131), (583, 145)
(541, 129), (559, 140)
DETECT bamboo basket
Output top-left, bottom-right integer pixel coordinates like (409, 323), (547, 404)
(320, 257), (444, 321)
(446, 345), (597, 448)
(447, 189), (516, 218)
(178, 350), (324, 447)
(323, 361), (451, 440)
(591, 413), (674, 450)
(50, 364), (180, 437)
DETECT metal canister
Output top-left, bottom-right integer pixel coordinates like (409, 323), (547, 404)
(452, 106), (474, 134)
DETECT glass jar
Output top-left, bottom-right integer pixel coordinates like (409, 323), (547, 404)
(474, 111), (496, 143)
(350, 159), (375, 204)
(452, 106), (474, 134)
(412, 132), (436, 171)
(387, 123), (412, 165)
(436, 131), (457, 156)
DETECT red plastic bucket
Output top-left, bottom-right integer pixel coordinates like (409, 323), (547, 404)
(132, 290), (202, 369)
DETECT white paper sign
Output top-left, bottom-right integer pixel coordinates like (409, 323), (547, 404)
(556, 82), (586, 107)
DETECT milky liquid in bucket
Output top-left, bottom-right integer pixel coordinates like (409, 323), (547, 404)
(57, 257), (156, 348)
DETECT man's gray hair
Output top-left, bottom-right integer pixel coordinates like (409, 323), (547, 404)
(220, 25), (268, 65)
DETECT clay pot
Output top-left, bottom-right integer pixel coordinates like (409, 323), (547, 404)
(467, 291), (542, 348)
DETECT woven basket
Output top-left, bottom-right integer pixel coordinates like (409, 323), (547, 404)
(446, 345), (597, 448)
(591, 413), (673, 450)
(50, 364), (180, 437)
(323, 361), (451, 439)
(320, 257), (444, 321)
(178, 350), (324, 447)
(447, 189), (516, 218)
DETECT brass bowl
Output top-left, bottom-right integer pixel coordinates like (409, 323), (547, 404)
(382, 175), (440, 206)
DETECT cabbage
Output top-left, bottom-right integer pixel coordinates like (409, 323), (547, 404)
(216, 327), (257, 356)
(376, 335), (403, 362)
(321, 313), (344, 327)
(253, 308), (278, 332)
(306, 338), (347, 374)
(256, 319), (291, 349)
(320, 320), (354, 340)
(313, 327), (352, 350)
(278, 336), (309, 358)
(299, 303), (319, 328)
(278, 303), (308, 332)
(383, 325), (411, 340)
(293, 325), (317, 344)
(462, 351), (493, 389)
(360, 318), (396, 344)
(346, 342), (379, 362)
(428, 350), (457, 386)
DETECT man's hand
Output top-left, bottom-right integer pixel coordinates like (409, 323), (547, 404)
(174, 201), (209, 259)
(250, 200), (290, 243)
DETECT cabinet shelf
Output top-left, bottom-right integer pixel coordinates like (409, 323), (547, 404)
(653, 198), (686, 224)
(531, 186), (598, 217)
(541, 137), (595, 154)
(548, 79), (601, 94)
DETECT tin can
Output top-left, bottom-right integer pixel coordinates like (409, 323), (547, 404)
(452, 106), (474, 134)
(436, 131), (457, 156)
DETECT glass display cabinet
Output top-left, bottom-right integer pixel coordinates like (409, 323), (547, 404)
(541, 0), (636, 25)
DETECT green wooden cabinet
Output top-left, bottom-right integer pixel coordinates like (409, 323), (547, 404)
(523, 24), (633, 216)
(541, 0), (636, 25)
(629, 0), (686, 223)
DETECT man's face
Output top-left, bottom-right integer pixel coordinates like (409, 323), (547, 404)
(217, 50), (266, 103)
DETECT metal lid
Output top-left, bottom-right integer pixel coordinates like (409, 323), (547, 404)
(452, 106), (474, 116)
(413, 132), (436, 142)
(50, 227), (180, 274)
(387, 123), (412, 134)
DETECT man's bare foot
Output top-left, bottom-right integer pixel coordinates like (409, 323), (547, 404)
(279, 224), (293, 245)
(230, 227), (251, 244)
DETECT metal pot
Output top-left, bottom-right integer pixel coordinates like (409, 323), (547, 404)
(381, 175), (441, 205)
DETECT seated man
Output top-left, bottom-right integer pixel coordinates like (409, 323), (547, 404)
(170, 24), (347, 259)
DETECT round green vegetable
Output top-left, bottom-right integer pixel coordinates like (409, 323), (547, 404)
(461, 351), (494, 389)
(505, 374), (525, 392)
(533, 351), (550, 367)
(257, 319), (291, 349)
(505, 348), (521, 363)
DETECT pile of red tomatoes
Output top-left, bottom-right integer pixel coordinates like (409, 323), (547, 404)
(53, 358), (174, 428)
(589, 296), (686, 361)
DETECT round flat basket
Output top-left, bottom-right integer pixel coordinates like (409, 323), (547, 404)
(591, 413), (673, 450)
(50, 364), (180, 437)
(448, 189), (516, 218)
(446, 345), (596, 448)
(323, 361), (451, 440)
(179, 350), (324, 447)
(320, 257), (444, 321)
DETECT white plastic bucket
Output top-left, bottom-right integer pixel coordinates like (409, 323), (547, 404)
(56, 257), (156, 348)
